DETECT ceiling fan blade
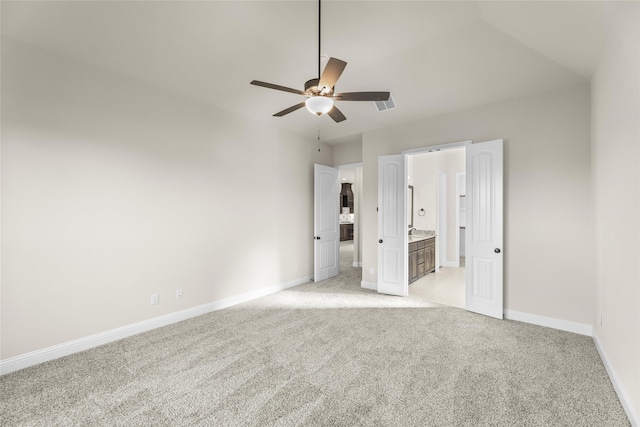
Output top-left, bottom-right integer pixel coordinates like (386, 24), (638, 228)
(318, 58), (347, 92)
(328, 105), (347, 123)
(250, 80), (306, 96)
(333, 92), (390, 101)
(273, 102), (307, 117)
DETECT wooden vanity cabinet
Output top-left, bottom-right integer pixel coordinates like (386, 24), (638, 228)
(409, 244), (419, 283)
(408, 237), (436, 284)
(340, 223), (354, 241)
(425, 238), (436, 273)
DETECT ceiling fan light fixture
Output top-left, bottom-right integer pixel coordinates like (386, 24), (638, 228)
(305, 96), (334, 116)
(250, 0), (388, 123)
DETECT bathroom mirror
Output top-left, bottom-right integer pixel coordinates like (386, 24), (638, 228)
(407, 185), (414, 228)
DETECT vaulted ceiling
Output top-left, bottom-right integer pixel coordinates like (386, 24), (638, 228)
(1, 1), (618, 144)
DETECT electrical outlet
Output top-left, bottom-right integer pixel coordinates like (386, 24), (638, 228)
(150, 293), (159, 305)
(175, 288), (183, 299)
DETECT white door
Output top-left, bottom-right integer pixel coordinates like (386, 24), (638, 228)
(314, 164), (340, 282)
(465, 140), (504, 319)
(377, 155), (408, 296)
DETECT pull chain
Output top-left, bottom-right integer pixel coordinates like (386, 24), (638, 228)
(317, 118), (321, 152)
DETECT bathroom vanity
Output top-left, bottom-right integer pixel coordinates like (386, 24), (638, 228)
(408, 235), (436, 284)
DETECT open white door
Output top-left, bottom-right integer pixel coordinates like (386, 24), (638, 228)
(377, 155), (408, 296)
(465, 140), (504, 319)
(314, 164), (340, 282)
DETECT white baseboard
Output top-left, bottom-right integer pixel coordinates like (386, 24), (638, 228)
(501, 310), (638, 425)
(593, 331), (639, 427)
(361, 281), (377, 291)
(0, 275), (311, 376)
(503, 309), (593, 336)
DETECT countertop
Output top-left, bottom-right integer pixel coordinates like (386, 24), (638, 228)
(408, 233), (436, 243)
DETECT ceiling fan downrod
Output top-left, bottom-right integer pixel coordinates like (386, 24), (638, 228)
(318, 0), (322, 79)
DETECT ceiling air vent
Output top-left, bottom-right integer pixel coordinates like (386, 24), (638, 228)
(375, 93), (396, 112)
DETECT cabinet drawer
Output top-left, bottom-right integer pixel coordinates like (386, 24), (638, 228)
(425, 237), (435, 247)
(409, 242), (418, 252)
(417, 240), (426, 249)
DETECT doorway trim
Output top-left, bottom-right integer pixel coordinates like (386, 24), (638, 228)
(403, 140), (472, 155)
(337, 162), (363, 270)
(404, 141), (471, 273)
(455, 172), (466, 268)
(437, 170), (447, 271)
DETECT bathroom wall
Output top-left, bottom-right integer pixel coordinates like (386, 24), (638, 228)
(408, 149), (465, 265)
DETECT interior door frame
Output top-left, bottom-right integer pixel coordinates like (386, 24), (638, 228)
(437, 170), (447, 271)
(337, 162), (363, 269)
(455, 172), (466, 268)
(396, 140), (503, 319)
(403, 142), (472, 272)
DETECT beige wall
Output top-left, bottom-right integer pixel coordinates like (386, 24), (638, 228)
(332, 138), (362, 166)
(362, 83), (594, 326)
(591, 3), (639, 419)
(0, 38), (332, 359)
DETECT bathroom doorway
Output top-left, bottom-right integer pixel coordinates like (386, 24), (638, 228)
(406, 148), (465, 308)
(338, 164), (363, 279)
(377, 139), (504, 319)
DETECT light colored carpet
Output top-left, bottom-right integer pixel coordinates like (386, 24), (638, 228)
(0, 248), (630, 426)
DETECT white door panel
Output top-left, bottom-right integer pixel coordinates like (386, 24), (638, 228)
(377, 155), (408, 296)
(465, 140), (503, 319)
(314, 164), (340, 282)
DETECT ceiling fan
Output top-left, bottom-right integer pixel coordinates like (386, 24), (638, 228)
(250, 0), (390, 123)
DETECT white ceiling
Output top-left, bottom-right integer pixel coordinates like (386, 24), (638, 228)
(1, 1), (619, 144)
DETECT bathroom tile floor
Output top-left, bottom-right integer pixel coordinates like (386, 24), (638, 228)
(409, 260), (465, 308)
